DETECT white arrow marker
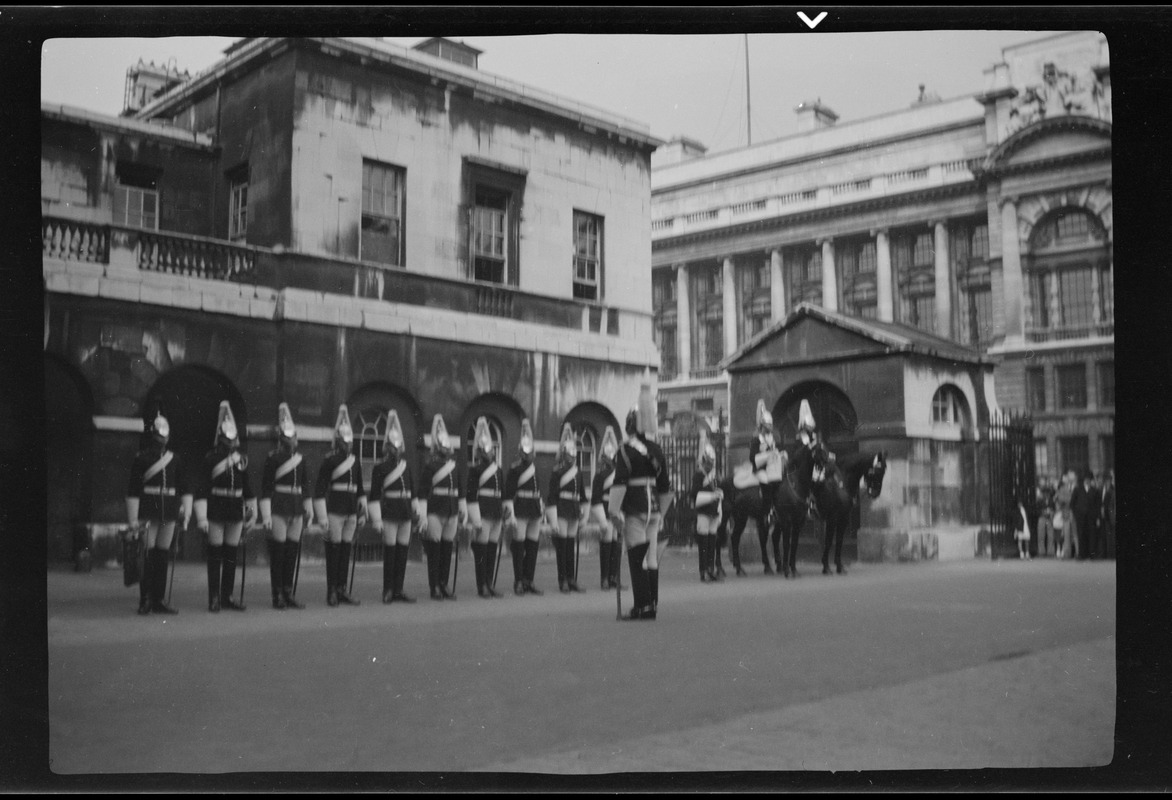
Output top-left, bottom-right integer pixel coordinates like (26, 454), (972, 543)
(797, 11), (828, 29)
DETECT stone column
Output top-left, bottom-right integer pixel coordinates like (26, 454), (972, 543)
(820, 239), (838, 313)
(722, 257), (738, 356)
(874, 229), (894, 322)
(770, 249), (786, 322)
(676, 263), (691, 380)
(1000, 197), (1025, 343)
(933, 220), (952, 339)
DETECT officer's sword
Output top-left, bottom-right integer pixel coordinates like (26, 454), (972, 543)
(614, 516), (623, 620)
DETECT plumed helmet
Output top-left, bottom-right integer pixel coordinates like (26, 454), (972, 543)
(474, 416), (494, 459)
(215, 401), (239, 447)
(797, 399), (817, 443)
(518, 418), (534, 457)
(699, 426), (716, 472)
(277, 403), (297, 446)
(756, 399), (773, 434)
(625, 407), (641, 437)
(333, 405), (354, 449)
(430, 414), (452, 455)
(148, 410), (170, 445)
(599, 425), (619, 465)
(557, 422), (577, 463)
(384, 409), (405, 455)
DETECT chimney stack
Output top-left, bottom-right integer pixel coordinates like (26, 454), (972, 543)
(794, 99), (838, 133)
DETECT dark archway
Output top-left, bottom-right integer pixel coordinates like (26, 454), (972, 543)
(143, 366), (248, 497)
(346, 382), (425, 490)
(458, 392), (526, 475)
(46, 354), (94, 561)
(774, 381), (858, 448)
(563, 402), (621, 489)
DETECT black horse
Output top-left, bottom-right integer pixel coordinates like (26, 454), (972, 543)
(810, 448), (888, 575)
(717, 442), (820, 577)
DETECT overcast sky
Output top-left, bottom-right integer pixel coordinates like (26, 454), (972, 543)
(42, 29), (1058, 154)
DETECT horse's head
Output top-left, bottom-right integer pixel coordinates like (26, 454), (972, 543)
(862, 451), (887, 499)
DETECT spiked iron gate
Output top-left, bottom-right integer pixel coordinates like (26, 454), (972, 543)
(985, 410), (1036, 559)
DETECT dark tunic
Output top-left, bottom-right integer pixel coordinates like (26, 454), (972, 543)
(503, 457), (542, 519)
(368, 453), (416, 522)
(547, 462), (589, 522)
(261, 447), (310, 518)
(591, 462), (615, 508)
(690, 469), (720, 517)
(614, 434), (671, 517)
(314, 449), (364, 516)
(198, 445), (254, 522)
(127, 445), (187, 522)
(466, 457), (503, 520)
(420, 453), (462, 518)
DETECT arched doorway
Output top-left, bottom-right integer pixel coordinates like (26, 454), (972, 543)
(346, 383), (425, 491)
(774, 381), (858, 449)
(563, 402), (621, 491)
(46, 354), (94, 562)
(458, 393), (526, 476)
(143, 366), (248, 500)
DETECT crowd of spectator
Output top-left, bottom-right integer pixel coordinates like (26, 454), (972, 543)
(1032, 469), (1115, 560)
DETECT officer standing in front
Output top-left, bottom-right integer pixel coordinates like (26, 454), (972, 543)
(503, 418), (544, 596)
(466, 417), (505, 599)
(313, 405), (366, 607)
(547, 422), (589, 593)
(608, 406), (674, 620)
(125, 409), (192, 615)
(259, 403), (312, 610)
(367, 410), (418, 605)
(589, 426), (621, 591)
(195, 401), (256, 613)
(419, 414), (465, 601)
(691, 426), (723, 583)
(749, 399), (782, 574)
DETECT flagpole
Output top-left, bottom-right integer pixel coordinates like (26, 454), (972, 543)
(744, 34), (752, 147)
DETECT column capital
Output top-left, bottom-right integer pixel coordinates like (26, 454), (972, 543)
(929, 218), (947, 230)
(869, 227), (889, 239)
(817, 237), (834, 248)
(999, 195), (1019, 209)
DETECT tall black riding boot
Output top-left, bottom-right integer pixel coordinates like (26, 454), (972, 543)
(424, 540), (443, 600)
(648, 567), (659, 618)
(511, 540), (526, 595)
(138, 548), (154, 615)
(325, 541), (339, 606)
(282, 538), (304, 608)
(382, 542), (397, 604)
(269, 539), (287, 609)
(393, 543), (416, 603)
(439, 539), (456, 599)
(624, 543), (650, 620)
(598, 540), (611, 590)
(206, 544), (222, 612)
(697, 536), (710, 582)
(485, 540), (502, 597)
(151, 547), (177, 614)
(715, 529), (727, 578)
(337, 541), (360, 605)
(472, 541), (489, 598)
(567, 537), (584, 592)
(523, 539), (543, 595)
(609, 539), (624, 589)
(554, 537), (569, 593)
(220, 543), (245, 611)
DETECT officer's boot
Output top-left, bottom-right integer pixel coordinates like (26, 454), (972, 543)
(647, 565), (659, 619)
(439, 539), (456, 600)
(610, 539), (624, 589)
(424, 540), (442, 601)
(714, 530), (727, 579)
(151, 547), (178, 614)
(138, 548), (153, 615)
(624, 543), (650, 620)
(269, 539), (287, 609)
(598, 540), (611, 590)
(281, 538), (304, 609)
(472, 541), (489, 598)
(393, 543), (416, 603)
(324, 541), (339, 606)
(484, 540), (502, 598)
(337, 541), (360, 605)
(555, 536), (569, 593)
(382, 542), (396, 604)
(697, 536), (710, 582)
(206, 544), (222, 612)
(523, 539), (543, 595)
(220, 543), (245, 611)
(511, 540), (526, 595)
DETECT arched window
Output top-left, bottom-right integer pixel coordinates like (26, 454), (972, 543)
(465, 417), (505, 468)
(1025, 207), (1111, 342)
(355, 408), (389, 489)
(575, 425), (598, 487)
(931, 385), (971, 429)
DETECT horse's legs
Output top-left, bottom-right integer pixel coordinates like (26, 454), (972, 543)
(755, 512), (773, 574)
(781, 517), (798, 577)
(834, 518), (847, 574)
(730, 514), (747, 576)
(821, 518), (833, 574)
(770, 518), (784, 577)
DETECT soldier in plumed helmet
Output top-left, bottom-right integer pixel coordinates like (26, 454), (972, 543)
(419, 414), (466, 601)
(313, 405), (367, 607)
(691, 426), (723, 583)
(259, 403), (312, 609)
(608, 404), (674, 620)
(466, 416), (505, 599)
(589, 426), (622, 590)
(125, 408), (192, 615)
(194, 401), (257, 613)
(367, 409), (418, 604)
(503, 418), (544, 596)
(546, 422), (589, 594)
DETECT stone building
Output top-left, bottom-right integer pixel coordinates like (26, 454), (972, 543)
(43, 37), (662, 561)
(651, 31), (1112, 488)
